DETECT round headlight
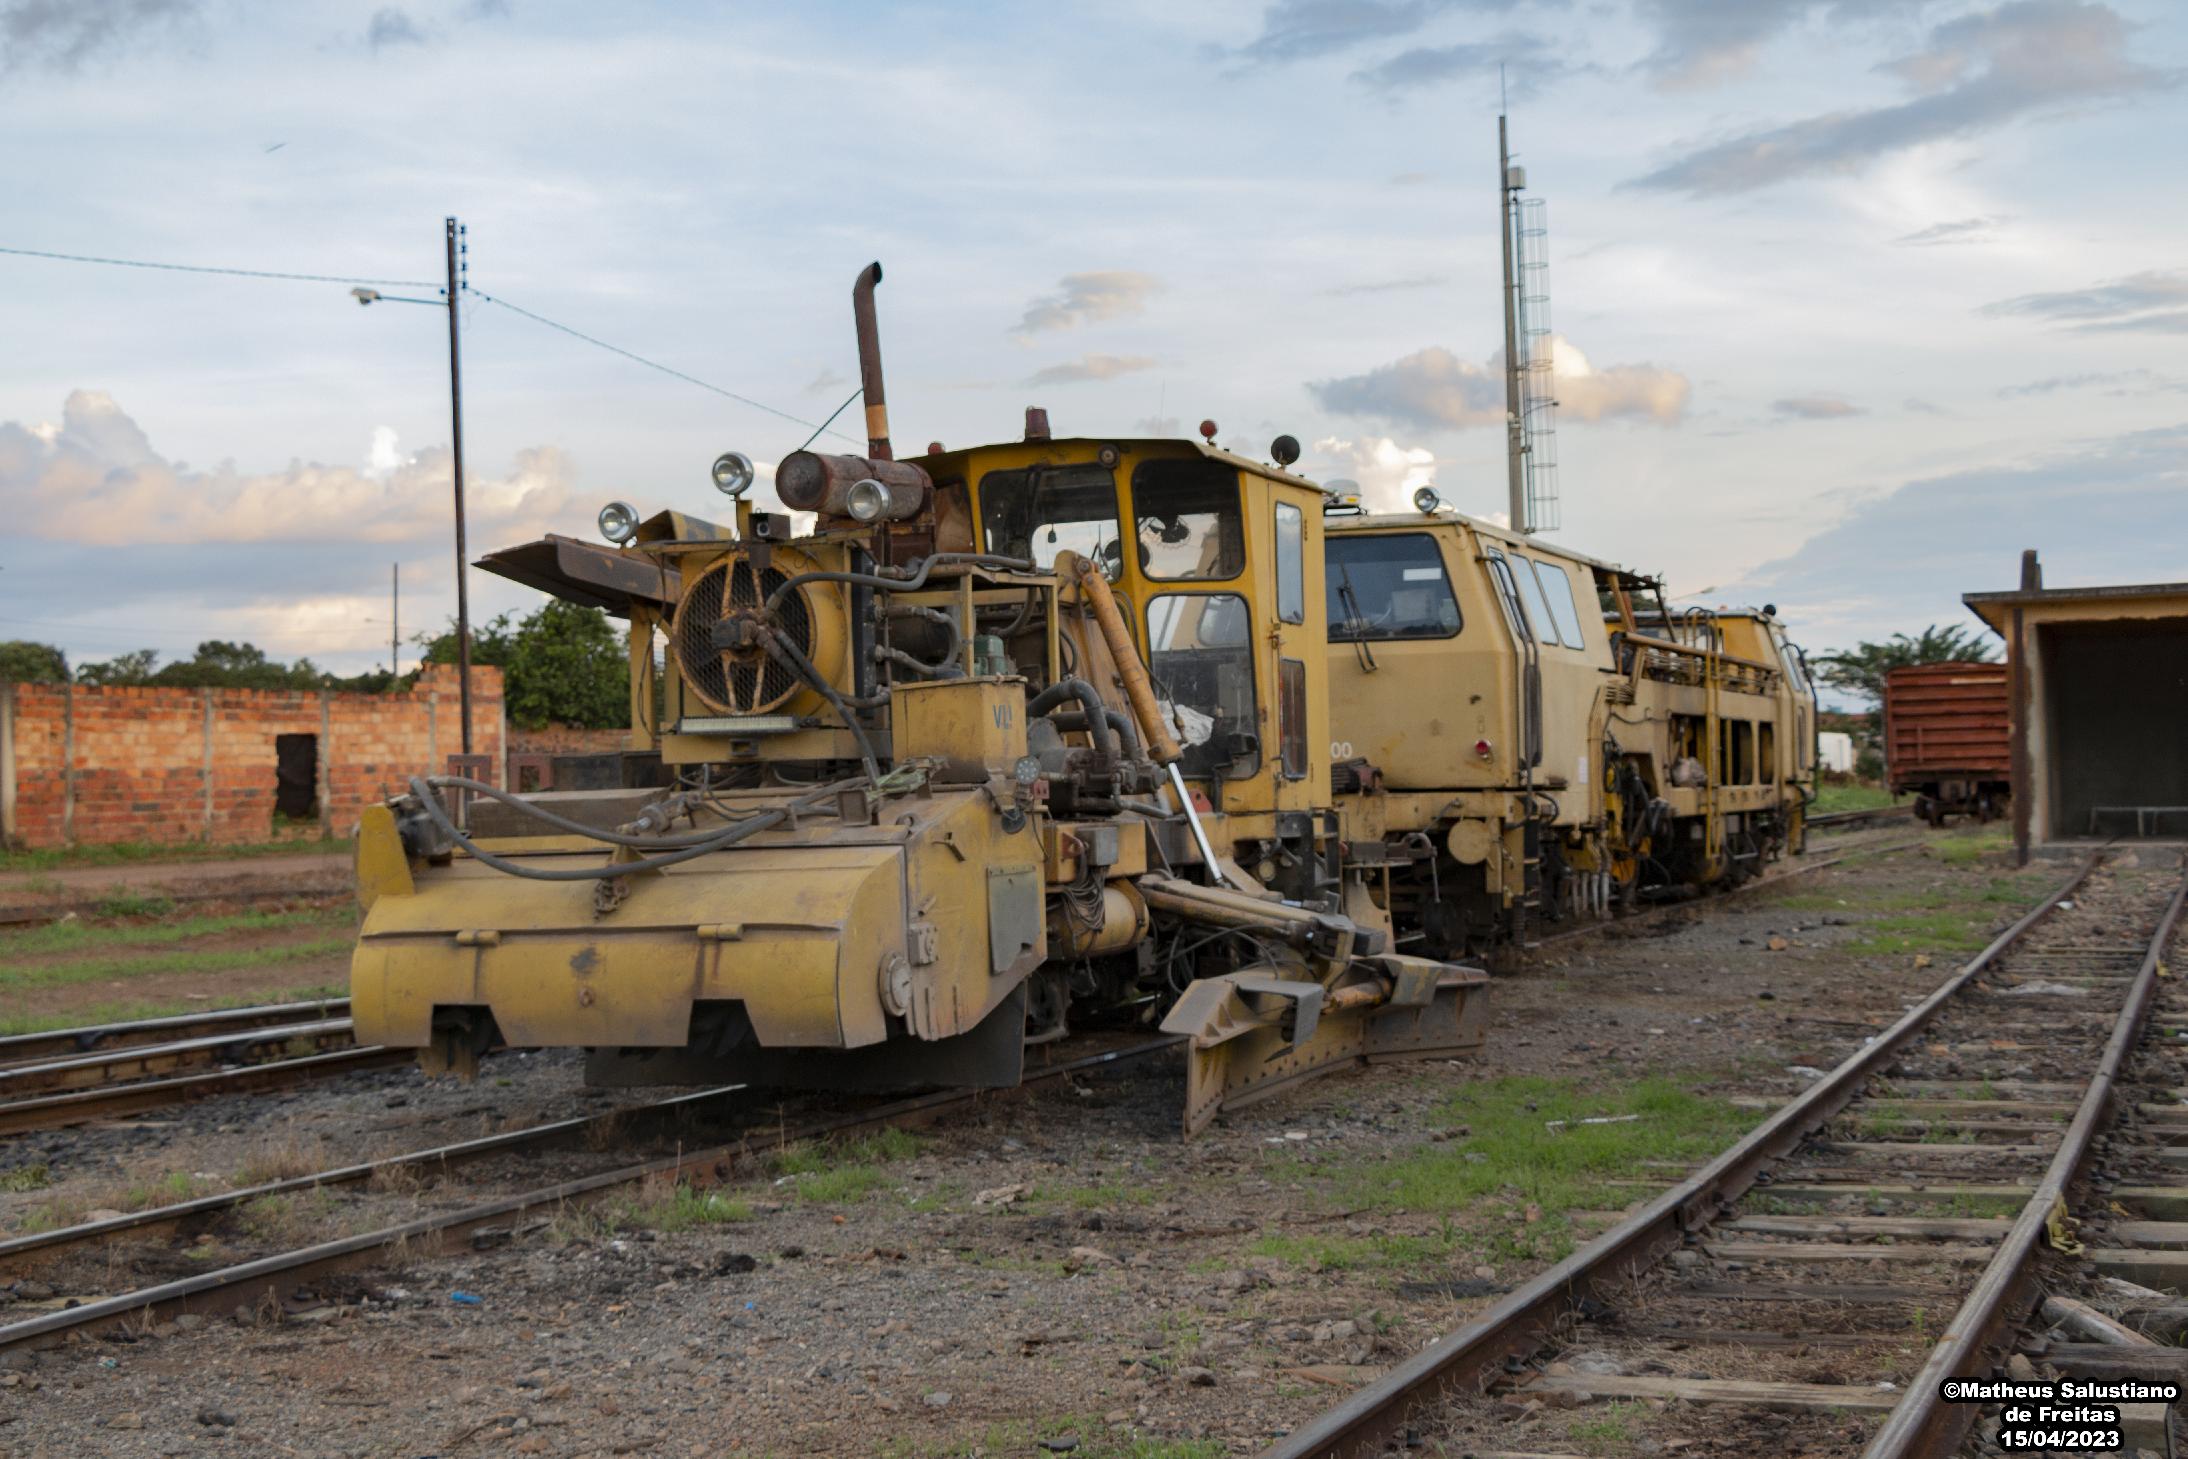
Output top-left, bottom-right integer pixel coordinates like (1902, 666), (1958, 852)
(1412, 485), (1442, 515)
(845, 478), (888, 523)
(711, 451), (754, 497)
(597, 500), (639, 544)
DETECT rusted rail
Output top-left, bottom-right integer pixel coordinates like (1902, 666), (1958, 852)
(0, 1035), (1183, 1351)
(0, 1045), (408, 1136)
(0, 998), (351, 1070)
(1861, 868), (2188, 1458)
(0, 1017), (358, 1097)
(1808, 803), (1915, 831)
(1263, 851), (2103, 1459)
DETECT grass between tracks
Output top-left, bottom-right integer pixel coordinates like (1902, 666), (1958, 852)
(0, 934), (351, 992)
(0, 905), (348, 959)
(879, 1416), (1224, 1459)
(0, 836), (352, 874)
(1250, 1074), (1756, 1276)
(1811, 783), (1897, 815)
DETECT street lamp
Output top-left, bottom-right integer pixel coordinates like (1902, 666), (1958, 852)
(350, 218), (475, 757)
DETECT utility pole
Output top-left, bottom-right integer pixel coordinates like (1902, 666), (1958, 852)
(444, 217), (473, 755)
(1499, 113), (1527, 536)
(391, 563), (400, 681)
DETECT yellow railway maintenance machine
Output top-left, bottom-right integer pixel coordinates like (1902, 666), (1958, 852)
(351, 265), (1486, 1135)
(1321, 500), (1817, 959)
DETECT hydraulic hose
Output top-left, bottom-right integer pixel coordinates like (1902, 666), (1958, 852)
(755, 623), (884, 785)
(764, 552), (1035, 618)
(1045, 708), (1141, 761)
(405, 777), (856, 882)
(1027, 677), (1116, 760)
(422, 775), (729, 848)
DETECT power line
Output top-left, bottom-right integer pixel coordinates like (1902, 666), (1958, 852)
(470, 288), (860, 444)
(0, 243), (438, 289)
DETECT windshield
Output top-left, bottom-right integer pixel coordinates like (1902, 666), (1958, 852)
(1326, 533), (1461, 641)
(979, 464), (1121, 574)
(1130, 459), (1245, 580)
(1146, 592), (1260, 778)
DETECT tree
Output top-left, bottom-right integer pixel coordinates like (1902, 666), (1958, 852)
(76, 648), (162, 686)
(0, 641), (68, 684)
(420, 600), (627, 731)
(75, 642), (332, 690)
(1814, 624), (1997, 708)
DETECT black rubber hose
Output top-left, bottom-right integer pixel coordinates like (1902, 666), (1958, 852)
(763, 552), (1035, 618)
(757, 625), (884, 784)
(422, 775), (726, 848)
(1027, 678), (1115, 759)
(1046, 708), (1140, 761)
(405, 776), (854, 881)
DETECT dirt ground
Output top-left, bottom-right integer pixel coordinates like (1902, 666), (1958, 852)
(0, 825), (2084, 1458)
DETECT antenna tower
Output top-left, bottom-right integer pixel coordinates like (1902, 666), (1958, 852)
(1498, 115), (1560, 534)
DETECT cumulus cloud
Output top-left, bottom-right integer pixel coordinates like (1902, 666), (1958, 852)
(1895, 216), (2008, 246)
(1309, 337), (1690, 431)
(1, 390), (573, 546)
(1013, 271), (1163, 336)
(1631, 1), (2168, 195)
(1306, 435), (1442, 515)
(1773, 394), (1865, 419)
(1981, 268), (2188, 333)
(1025, 354), (1158, 386)
(1351, 35), (1566, 97)
(1227, 0), (1458, 66)
(1, 0), (195, 73)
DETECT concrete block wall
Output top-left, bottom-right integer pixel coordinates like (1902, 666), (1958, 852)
(0, 664), (504, 850)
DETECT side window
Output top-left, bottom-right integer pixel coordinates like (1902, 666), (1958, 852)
(979, 464), (1121, 574)
(1510, 555), (1563, 648)
(1527, 559), (1587, 649)
(1484, 550), (1534, 643)
(1274, 502), (1304, 625)
(1146, 593), (1261, 778)
(1131, 460), (1246, 580)
(1278, 659), (1308, 779)
(1327, 534), (1462, 641)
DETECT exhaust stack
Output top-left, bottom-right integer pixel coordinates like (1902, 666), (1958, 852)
(852, 262), (892, 461)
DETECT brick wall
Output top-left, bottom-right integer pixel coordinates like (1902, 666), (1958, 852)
(506, 724), (629, 758)
(0, 664), (504, 850)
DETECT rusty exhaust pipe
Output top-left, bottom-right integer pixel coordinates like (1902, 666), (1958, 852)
(852, 262), (891, 461)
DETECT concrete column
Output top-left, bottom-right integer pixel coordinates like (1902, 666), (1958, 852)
(0, 681), (16, 847)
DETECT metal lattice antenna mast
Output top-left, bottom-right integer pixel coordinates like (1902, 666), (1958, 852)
(1516, 194), (1560, 534)
(1499, 112), (1526, 535)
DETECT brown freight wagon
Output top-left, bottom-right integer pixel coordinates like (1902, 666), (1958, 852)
(1882, 661), (2011, 826)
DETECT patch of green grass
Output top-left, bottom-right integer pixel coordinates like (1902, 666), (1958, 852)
(767, 1128), (921, 1205)
(88, 892), (177, 920)
(618, 1184), (753, 1232)
(1842, 909), (1995, 957)
(0, 934), (351, 992)
(0, 906), (348, 960)
(0, 836), (352, 874)
(905, 1180), (963, 1214)
(123, 1170), (207, 1210)
(0, 1163), (51, 1192)
(1812, 783), (1897, 814)
(1248, 1230), (1443, 1271)
(0, 985), (346, 1038)
(1934, 827), (2010, 866)
(1028, 1178), (1161, 1212)
(1568, 1401), (1645, 1453)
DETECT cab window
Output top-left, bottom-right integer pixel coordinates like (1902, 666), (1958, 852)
(979, 464), (1121, 574)
(1526, 558), (1588, 649)
(1326, 534), (1461, 641)
(1146, 592), (1260, 778)
(1510, 553), (1562, 648)
(1274, 502), (1304, 625)
(1131, 459), (1245, 580)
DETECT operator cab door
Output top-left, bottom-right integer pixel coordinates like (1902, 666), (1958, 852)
(1482, 549), (1542, 775)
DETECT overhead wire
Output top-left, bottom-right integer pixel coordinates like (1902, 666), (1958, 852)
(0, 243), (437, 288)
(466, 286), (860, 444)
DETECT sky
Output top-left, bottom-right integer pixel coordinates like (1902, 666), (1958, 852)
(2, 0), (2183, 683)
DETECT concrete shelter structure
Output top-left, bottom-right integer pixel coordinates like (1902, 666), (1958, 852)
(1965, 551), (2188, 863)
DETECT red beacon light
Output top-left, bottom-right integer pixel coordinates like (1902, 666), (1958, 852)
(1473, 738), (1494, 760)
(1198, 419), (1218, 442)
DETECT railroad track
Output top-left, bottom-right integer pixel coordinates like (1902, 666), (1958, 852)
(1809, 803), (1916, 832)
(0, 1005), (403, 1136)
(0, 1035), (1180, 1352)
(0, 997), (350, 1070)
(1268, 849), (2188, 1459)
